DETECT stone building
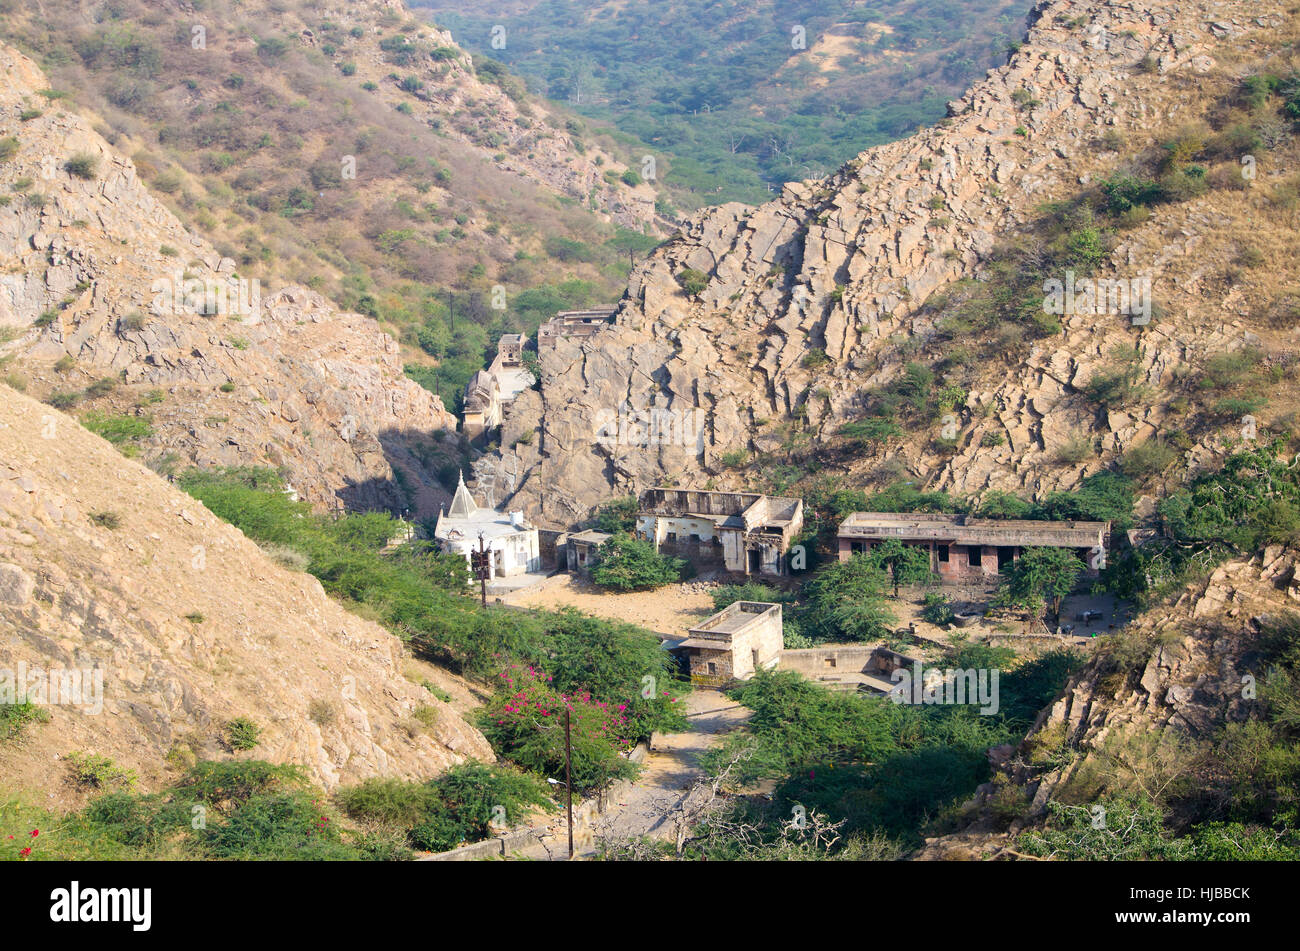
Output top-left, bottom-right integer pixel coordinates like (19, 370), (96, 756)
(461, 334), (535, 444)
(560, 529), (611, 575)
(433, 473), (541, 580)
(836, 512), (1109, 583)
(461, 370), (501, 444)
(497, 333), (526, 364)
(635, 487), (804, 576)
(536, 309), (616, 349)
(675, 601), (784, 687)
(779, 644), (919, 695)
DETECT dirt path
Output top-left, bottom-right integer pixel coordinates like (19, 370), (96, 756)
(602, 690), (751, 840)
(512, 689), (751, 860)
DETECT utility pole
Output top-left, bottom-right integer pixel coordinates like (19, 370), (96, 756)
(470, 532), (489, 607)
(565, 707), (574, 860)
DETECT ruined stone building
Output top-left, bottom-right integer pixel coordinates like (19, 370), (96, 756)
(462, 333), (535, 443)
(559, 529), (611, 575)
(836, 512), (1110, 583)
(675, 601), (784, 686)
(779, 644), (919, 695)
(433, 473), (541, 580)
(496, 332), (526, 364)
(635, 487), (804, 576)
(536, 309), (616, 349)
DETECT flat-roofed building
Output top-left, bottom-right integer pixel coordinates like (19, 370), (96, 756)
(562, 529), (611, 575)
(836, 512), (1109, 583)
(537, 309), (616, 349)
(635, 487), (803, 576)
(497, 333), (526, 365)
(461, 334), (535, 444)
(675, 601), (783, 687)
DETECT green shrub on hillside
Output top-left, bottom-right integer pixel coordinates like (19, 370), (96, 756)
(1, 698), (50, 741)
(337, 762), (554, 853)
(81, 411), (152, 445)
(589, 534), (690, 591)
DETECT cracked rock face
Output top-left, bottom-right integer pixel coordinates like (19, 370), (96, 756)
(482, 0), (1281, 528)
(0, 42), (457, 516)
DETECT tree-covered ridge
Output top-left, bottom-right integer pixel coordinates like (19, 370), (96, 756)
(413, 0), (1031, 208)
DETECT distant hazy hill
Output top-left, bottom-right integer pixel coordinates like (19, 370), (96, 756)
(411, 0), (1031, 209)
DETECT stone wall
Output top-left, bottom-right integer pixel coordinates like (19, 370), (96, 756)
(421, 743), (650, 860)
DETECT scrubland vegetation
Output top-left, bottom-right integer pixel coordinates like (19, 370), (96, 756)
(0, 0), (659, 407)
(415, 0), (1031, 208)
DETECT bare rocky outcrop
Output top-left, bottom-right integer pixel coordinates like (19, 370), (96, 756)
(0, 41), (460, 515)
(0, 384), (493, 805)
(485, 0), (1291, 527)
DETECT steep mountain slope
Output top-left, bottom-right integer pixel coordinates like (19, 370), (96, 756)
(416, 0), (1032, 207)
(0, 0), (658, 373)
(0, 382), (493, 806)
(0, 40), (464, 516)
(484, 0), (1300, 527)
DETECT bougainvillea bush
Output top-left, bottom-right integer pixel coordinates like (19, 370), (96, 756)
(479, 665), (646, 793)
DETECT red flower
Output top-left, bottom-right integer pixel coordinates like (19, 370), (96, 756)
(30, 829), (38, 837)
(19, 847), (31, 858)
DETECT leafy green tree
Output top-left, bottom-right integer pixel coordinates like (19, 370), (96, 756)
(862, 537), (935, 596)
(997, 546), (1082, 618)
(592, 496), (638, 534)
(589, 534), (686, 591)
(975, 490), (1031, 519)
(804, 555), (896, 642)
(1032, 471), (1136, 529)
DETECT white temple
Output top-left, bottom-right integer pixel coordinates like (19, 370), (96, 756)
(433, 473), (540, 580)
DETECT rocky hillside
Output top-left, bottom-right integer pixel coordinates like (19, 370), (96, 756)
(915, 546), (1300, 859)
(0, 40), (464, 516)
(486, 0), (1300, 526)
(0, 0), (657, 360)
(0, 382), (493, 806)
